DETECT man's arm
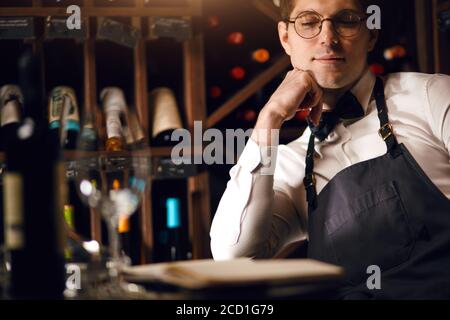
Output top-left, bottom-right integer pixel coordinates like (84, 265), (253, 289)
(210, 138), (308, 260)
(210, 70), (322, 260)
(426, 74), (450, 153)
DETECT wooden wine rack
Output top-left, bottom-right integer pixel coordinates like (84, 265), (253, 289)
(414, 0), (450, 74)
(0, 0), (210, 263)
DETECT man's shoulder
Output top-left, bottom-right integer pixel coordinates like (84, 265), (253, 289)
(384, 72), (450, 102)
(385, 72), (450, 89)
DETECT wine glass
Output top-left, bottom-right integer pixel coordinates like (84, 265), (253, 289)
(71, 150), (150, 298)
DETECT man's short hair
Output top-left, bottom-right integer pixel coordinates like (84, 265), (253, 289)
(279, 0), (380, 20)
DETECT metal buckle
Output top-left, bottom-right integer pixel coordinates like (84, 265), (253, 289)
(378, 123), (393, 141)
(303, 174), (316, 188)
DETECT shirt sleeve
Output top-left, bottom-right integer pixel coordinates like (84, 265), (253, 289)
(425, 74), (450, 153)
(210, 138), (308, 260)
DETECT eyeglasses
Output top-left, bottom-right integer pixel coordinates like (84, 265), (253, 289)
(287, 10), (368, 39)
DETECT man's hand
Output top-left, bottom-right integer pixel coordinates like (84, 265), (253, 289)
(252, 69), (323, 146)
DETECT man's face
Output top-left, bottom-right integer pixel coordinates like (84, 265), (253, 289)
(278, 0), (377, 89)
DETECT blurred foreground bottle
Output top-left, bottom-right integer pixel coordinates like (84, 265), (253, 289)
(0, 85), (23, 151)
(3, 47), (65, 299)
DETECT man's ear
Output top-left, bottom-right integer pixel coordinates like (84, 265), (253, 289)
(368, 29), (379, 52)
(278, 21), (292, 56)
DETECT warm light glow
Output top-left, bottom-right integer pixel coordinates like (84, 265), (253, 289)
(113, 179), (120, 190)
(252, 49), (270, 63)
(83, 240), (100, 254)
(230, 67), (246, 80)
(227, 32), (245, 45)
(80, 180), (93, 196)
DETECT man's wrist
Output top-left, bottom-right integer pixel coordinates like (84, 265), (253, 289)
(252, 105), (284, 146)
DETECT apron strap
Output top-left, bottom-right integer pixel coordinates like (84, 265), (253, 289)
(304, 133), (317, 212)
(374, 77), (398, 152)
(304, 76), (399, 212)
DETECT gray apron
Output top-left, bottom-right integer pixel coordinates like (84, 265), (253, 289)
(304, 77), (450, 299)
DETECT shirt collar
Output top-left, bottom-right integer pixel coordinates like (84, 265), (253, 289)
(350, 68), (376, 115)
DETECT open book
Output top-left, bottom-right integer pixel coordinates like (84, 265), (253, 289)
(123, 258), (344, 290)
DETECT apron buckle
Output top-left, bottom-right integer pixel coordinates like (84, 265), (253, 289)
(303, 173), (316, 188)
(378, 123), (393, 141)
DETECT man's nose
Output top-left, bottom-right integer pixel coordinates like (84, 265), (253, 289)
(318, 20), (339, 46)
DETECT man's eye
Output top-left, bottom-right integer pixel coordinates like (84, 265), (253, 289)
(337, 19), (359, 26)
(302, 22), (319, 26)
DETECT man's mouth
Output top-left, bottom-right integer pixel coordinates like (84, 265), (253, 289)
(313, 55), (346, 64)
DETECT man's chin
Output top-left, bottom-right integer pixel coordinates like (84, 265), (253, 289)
(314, 74), (350, 89)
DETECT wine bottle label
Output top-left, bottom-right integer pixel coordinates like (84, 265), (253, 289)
(123, 124), (134, 145)
(128, 108), (145, 142)
(3, 173), (25, 250)
(106, 109), (122, 138)
(62, 90), (80, 128)
(49, 87), (64, 124)
(64, 205), (75, 230)
(101, 87), (127, 114)
(150, 87), (183, 138)
(166, 197), (181, 229)
(80, 127), (97, 140)
(101, 87), (127, 139)
(65, 119), (81, 132)
(49, 86), (80, 126)
(0, 84), (23, 126)
(49, 120), (60, 129)
(1, 100), (21, 126)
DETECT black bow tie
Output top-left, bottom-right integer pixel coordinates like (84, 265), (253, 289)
(307, 91), (364, 141)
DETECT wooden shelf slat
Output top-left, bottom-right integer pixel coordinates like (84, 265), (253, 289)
(132, 16), (153, 264)
(207, 55), (290, 128)
(438, 0), (450, 11)
(0, 7), (199, 17)
(252, 0), (280, 22)
(184, 33), (211, 259)
(62, 147), (174, 160)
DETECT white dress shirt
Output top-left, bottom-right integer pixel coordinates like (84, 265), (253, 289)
(210, 70), (450, 260)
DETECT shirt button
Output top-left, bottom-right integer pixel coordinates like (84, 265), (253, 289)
(260, 154), (272, 166)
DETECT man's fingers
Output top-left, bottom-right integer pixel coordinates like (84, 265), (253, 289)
(308, 100), (323, 126)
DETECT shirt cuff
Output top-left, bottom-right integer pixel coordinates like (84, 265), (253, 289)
(237, 138), (278, 174)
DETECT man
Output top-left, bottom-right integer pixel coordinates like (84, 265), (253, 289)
(210, 0), (450, 299)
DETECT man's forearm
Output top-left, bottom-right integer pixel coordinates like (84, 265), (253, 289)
(251, 104), (284, 147)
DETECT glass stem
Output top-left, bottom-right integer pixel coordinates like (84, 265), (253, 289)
(106, 217), (122, 283)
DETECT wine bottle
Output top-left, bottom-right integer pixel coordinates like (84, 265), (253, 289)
(124, 108), (145, 149)
(100, 87), (126, 152)
(110, 178), (132, 265)
(118, 214), (131, 264)
(4, 48), (65, 299)
(48, 87), (62, 147)
(63, 204), (90, 263)
(0, 85), (23, 151)
(166, 197), (184, 261)
(63, 204), (75, 261)
(153, 179), (190, 262)
(149, 87), (183, 147)
(77, 112), (98, 151)
(0, 85), (22, 254)
(61, 88), (80, 150)
(48, 86), (81, 150)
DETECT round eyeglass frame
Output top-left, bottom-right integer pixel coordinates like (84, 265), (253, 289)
(286, 10), (368, 39)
